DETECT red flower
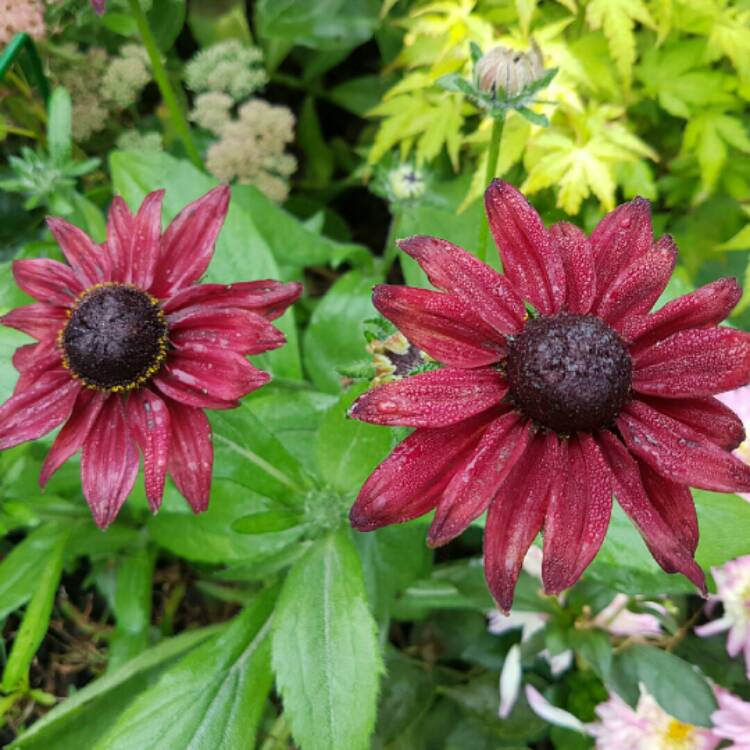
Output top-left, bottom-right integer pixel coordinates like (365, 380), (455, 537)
(91, 0), (105, 14)
(0, 187), (301, 528)
(349, 180), (750, 611)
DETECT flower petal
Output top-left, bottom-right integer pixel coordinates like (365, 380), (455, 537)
(81, 396), (140, 529)
(106, 195), (134, 283)
(484, 432), (562, 613)
(398, 235), (525, 333)
(349, 413), (492, 532)
(639, 394), (745, 451)
(46, 217), (111, 287)
(168, 307), (286, 355)
(622, 278), (741, 353)
(499, 644), (522, 719)
(151, 372), (239, 410)
(485, 179), (564, 314)
(162, 280), (302, 320)
(428, 412), (532, 546)
(13, 340), (61, 392)
(525, 685), (588, 734)
(618, 399), (750, 494)
(633, 328), (750, 398)
(1, 304), (68, 341)
(129, 190), (164, 290)
(151, 185), (230, 297)
(597, 430), (705, 592)
(589, 197), (652, 303)
(373, 284), (505, 368)
(0, 370), (80, 450)
(167, 401), (213, 512)
(549, 222), (595, 314)
(349, 367), (508, 428)
(127, 389), (171, 512)
(595, 235), (677, 330)
(12, 258), (84, 306)
(40, 389), (107, 487)
(542, 434), (613, 594)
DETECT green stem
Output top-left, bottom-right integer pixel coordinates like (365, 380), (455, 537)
(0, 33), (50, 104)
(126, 0), (202, 169)
(477, 113), (506, 263)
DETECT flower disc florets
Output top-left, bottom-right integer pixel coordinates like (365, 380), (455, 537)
(60, 283), (168, 392)
(506, 314), (632, 434)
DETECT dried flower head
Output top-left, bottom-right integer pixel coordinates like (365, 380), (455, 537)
(206, 99), (297, 202)
(185, 40), (268, 102)
(190, 91), (234, 135)
(102, 45), (151, 110)
(476, 41), (546, 98)
(0, 0), (45, 44)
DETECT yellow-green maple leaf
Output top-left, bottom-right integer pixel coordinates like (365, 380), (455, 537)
(585, 0), (656, 87)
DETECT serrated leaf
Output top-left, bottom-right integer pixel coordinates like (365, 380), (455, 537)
(272, 530), (383, 750)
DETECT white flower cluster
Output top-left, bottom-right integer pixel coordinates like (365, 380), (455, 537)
(185, 40), (267, 102)
(101, 44), (151, 109)
(189, 92), (234, 135)
(206, 99), (297, 203)
(115, 129), (163, 152)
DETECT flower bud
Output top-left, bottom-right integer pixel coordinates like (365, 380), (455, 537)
(388, 164), (426, 201)
(476, 41), (545, 97)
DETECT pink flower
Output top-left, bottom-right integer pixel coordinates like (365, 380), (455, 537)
(712, 688), (750, 750)
(717, 384), (750, 501)
(592, 593), (666, 638)
(348, 180), (750, 611)
(695, 555), (750, 680)
(0, 187), (301, 527)
(91, 0), (105, 14)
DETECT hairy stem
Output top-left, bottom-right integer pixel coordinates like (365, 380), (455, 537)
(477, 113), (505, 263)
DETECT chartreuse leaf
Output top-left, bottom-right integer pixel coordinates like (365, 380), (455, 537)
(608, 645), (716, 726)
(94, 587), (277, 750)
(46, 88), (72, 165)
(272, 530), (383, 750)
(109, 150), (301, 380)
(2, 525), (70, 693)
(315, 383), (393, 495)
(10, 626), (221, 750)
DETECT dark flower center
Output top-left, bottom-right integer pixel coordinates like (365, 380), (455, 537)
(60, 283), (168, 392)
(506, 314), (632, 434)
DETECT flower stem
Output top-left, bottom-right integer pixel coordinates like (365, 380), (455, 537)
(126, 0), (202, 169)
(477, 113), (505, 263)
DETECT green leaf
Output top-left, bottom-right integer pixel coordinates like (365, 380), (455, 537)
(109, 150), (302, 379)
(694, 489), (750, 571)
(47, 88), (72, 165)
(147, 0), (187, 51)
(315, 383), (393, 494)
(608, 644), (716, 726)
(272, 530), (383, 750)
(94, 589), (277, 750)
(10, 626), (221, 750)
(298, 96), (335, 189)
(187, 0), (252, 47)
(303, 270), (382, 392)
(232, 509), (303, 534)
(2, 526), (69, 692)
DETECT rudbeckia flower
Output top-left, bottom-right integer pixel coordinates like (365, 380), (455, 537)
(349, 180), (750, 611)
(0, 187), (301, 528)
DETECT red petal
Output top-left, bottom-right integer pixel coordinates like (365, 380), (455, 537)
(350, 413), (492, 532)
(398, 235), (525, 333)
(590, 197), (652, 304)
(167, 401), (213, 512)
(597, 430), (705, 592)
(127, 389), (171, 511)
(542, 434), (612, 594)
(106, 195), (134, 283)
(373, 284), (505, 368)
(40, 390), (107, 486)
(633, 328), (750, 398)
(168, 307), (286, 355)
(617, 399), (750, 493)
(595, 235), (677, 330)
(81, 396), (140, 529)
(151, 186), (230, 297)
(0, 370), (80, 450)
(639, 394), (745, 451)
(1, 304), (68, 341)
(549, 222), (595, 314)
(483, 432), (562, 612)
(13, 258), (84, 306)
(162, 280), (302, 321)
(129, 190), (164, 290)
(428, 412), (531, 546)
(47, 217), (111, 287)
(622, 278), (741, 353)
(349, 367), (508, 428)
(638, 460), (698, 555)
(484, 180), (564, 314)
(13, 340), (61, 392)
(152, 373), (239, 410)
